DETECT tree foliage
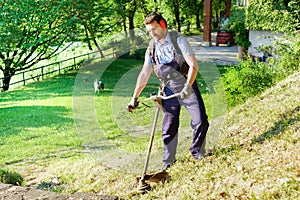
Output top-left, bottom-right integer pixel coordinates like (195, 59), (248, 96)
(0, 0), (232, 91)
(0, 0), (78, 91)
(246, 0), (298, 32)
(66, 0), (116, 57)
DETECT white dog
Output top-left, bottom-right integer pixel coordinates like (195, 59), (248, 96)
(94, 79), (104, 94)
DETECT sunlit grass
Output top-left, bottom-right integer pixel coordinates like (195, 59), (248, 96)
(0, 57), (299, 199)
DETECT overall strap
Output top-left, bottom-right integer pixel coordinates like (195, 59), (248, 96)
(148, 38), (164, 89)
(169, 31), (182, 56)
(148, 38), (156, 65)
(169, 31), (190, 77)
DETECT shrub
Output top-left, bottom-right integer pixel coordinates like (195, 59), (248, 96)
(0, 168), (25, 186)
(246, 0), (298, 32)
(273, 32), (300, 80)
(215, 60), (276, 107)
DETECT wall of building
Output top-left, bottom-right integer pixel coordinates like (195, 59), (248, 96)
(248, 30), (283, 57)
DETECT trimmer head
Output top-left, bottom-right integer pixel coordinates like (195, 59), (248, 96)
(137, 179), (151, 193)
(136, 171), (171, 193)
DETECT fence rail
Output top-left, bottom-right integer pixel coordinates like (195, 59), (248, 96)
(0, 50), (115, 90)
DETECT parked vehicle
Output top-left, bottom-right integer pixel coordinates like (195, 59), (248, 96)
(216, 30), (235, 46)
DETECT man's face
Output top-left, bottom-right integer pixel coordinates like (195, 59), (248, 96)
(145, 21), (165, 41)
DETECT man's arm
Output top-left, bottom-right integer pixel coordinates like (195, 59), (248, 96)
(176, 36), (199, 87)
(127, 63), (152, 112)
(177, 36), (199, 99)
(184, 54), (199, 86)
(132, 64), (152, 98)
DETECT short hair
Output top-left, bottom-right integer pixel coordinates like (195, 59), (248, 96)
(144, 12), (167, 27)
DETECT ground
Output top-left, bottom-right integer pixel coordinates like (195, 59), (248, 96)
(0, 33), (238, 199)
(0, 183), (118, 200)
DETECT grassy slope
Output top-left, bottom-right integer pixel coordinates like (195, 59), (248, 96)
(161, 71), (300, 200)
(0, 59), (299, 199)
(118, 72), (300, 199)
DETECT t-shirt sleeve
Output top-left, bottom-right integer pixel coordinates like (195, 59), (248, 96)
(177, 36), (194, 56)
(144, 48), (152, 66)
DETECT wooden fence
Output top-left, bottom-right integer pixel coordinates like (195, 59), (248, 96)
(0, 50), (115, 90)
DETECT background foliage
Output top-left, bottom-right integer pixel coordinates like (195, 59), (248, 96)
(246, 0), (299, 32)
(0, 0), (236, 91)
(215, 60), (275, 107)
(215, 32), (300, 107)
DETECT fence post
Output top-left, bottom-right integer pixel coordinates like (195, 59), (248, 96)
(23, 72), (25, 85)
(58, 62), (61, 74)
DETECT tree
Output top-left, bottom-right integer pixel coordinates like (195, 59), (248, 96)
(113, 0), (150, 41)
(66, 0), (116, 58)
(246, 0), (298, 32)
(181, 0), (203, 31)
(0, 0), (78, 91)
(193, 0), (204, 31)
(212, 0), (226, 30)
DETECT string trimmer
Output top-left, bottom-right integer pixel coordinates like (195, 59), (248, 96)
(134, 92), (181, 193)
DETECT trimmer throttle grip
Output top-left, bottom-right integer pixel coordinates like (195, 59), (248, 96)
(127, 98), (139, 112)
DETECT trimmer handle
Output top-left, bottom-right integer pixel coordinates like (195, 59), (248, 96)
(140, 92), (181, 103)
(127, 98), (139, 112)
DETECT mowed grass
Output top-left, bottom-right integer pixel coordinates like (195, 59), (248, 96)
(1, 58), (299, 199)
(0, 73), (82, 165)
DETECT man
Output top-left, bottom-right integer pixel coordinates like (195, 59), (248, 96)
(128, 12), (209, 171)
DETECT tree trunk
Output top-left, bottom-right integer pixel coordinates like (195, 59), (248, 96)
(194, 0), (202, 31)
(85, 19), (105, 59)
(174, 0), (180, 32)
(2, 68), (15, 91)
(215, 10), (219, 30)
(238, 45), (247, 60)
(123, 18), (128, 38)
(128, 14), (135, 41)
(92, 38), (104, 59)
(84, 27), (93, 51)
(196, 12), (201, 30)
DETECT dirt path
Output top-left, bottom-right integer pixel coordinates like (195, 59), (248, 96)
(0, 183), (118, 200)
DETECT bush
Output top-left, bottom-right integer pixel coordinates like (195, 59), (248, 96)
(214, 32), (299, 108)
(274, 32), (300, 80)
(246, 0), (297, 32)
(0, 168), (25, 186)
(215, 60), (276, 107)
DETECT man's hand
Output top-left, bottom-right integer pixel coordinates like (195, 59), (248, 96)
(127, 98), (139, 112)
(180, 84), (192, 99)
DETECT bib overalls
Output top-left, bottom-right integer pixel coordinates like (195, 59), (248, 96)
(150, 34), (209, 166)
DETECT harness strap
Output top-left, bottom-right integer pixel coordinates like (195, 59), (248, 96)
(169, 31), (183, 56)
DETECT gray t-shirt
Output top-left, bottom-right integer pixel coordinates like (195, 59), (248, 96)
(144, 32), (194, 66)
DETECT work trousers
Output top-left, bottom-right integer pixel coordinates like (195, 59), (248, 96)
(154, 60), (209, 165)
(162, 83), (209, 165)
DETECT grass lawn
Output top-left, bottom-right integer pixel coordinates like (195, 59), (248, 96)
(0, 58), (299, 199)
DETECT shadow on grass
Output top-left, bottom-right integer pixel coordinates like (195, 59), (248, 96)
(210, 106), (300, 157)
(252, 106), (300, 144)
(0, 105), (73, 137)
(0, 72), (77, 102)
